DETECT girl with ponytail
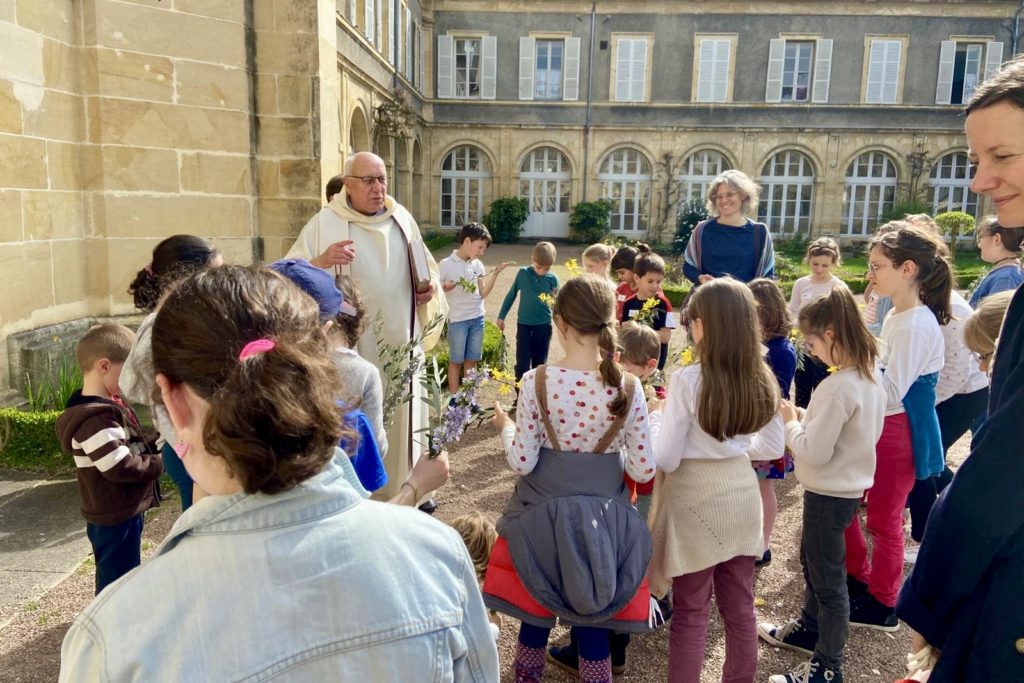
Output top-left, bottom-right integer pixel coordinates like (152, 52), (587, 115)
(485, 274), (655, 683)
(839, 223), (949, 631)
(121, 235), (220, 511)
(758, 287), (887, 683)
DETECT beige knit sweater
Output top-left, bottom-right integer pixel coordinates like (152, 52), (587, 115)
(647, 456), (764, 597)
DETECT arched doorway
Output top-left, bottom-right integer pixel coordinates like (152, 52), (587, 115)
(518, 147), (571, 238)
(348, 108), (370, 156)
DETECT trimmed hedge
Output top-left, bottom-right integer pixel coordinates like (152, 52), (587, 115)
(661, 283), (691, 308)
(0, 408), (68, 473)
(424, 232), (455, 252)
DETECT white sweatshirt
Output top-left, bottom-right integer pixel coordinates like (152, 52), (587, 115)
(877, 305), (944, 415)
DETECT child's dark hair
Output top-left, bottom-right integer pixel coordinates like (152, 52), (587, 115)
(747, 278), (791, 340)
(799, 288), (878, 381)
(617, 324), (660, 366)
(610, 243), (650, 271)
(333, 274), (367, 347)
(806, 237), (840, 265)
(552, 274), (629, 417)
(633, 252), (665, 278)
(458, 222), (492, 246)
(128, 235), (219, 312)
(76, 324), (135, 371)
(325, 174), (345, 202)
(870, 223), (953, 325)
(152, 265), (347, 496)
(977, 215), (1024, 254)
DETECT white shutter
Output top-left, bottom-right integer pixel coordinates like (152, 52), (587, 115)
(389, 0), (397, 65)
(812, 38), (833, 103)
(481, 35), (497, 99)
(375, 0), (383, 48)
(418, 27), (424, 90)
(349, 0), (357, 25)
(364, 0), (374, 41)
(712, 39), (730, 102)
(985, 41), (1004, 82)
(765, 38), (785, 102)
(936, 40), (956, 104)
(519, 36), (535, 100)
(867, 39), (901, 104)
(437, 35), (454, 98)
(405, 7), (413, 79)
(882, 41), (901, 103)
(614, 39), (632, 101)
(697, 38), (730, 102)
(629, 38), (647, 101)
(563, 37), (581, 101)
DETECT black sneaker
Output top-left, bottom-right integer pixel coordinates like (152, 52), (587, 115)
(848, 593), (899, 632)
(547, 641), (579, 676)
(610, 632), (630, 674)
(755, 549), (773, 567)
(417, 499), (438, 515)
(757, 619), (818, 656)
(846, 575), (869, 601)
(769, 657), (843, 683)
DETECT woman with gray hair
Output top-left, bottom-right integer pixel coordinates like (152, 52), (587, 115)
(683, 169), (776, 286)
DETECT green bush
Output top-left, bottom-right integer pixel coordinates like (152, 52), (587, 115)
(661, 283), (691, 308)
(934, 211), (976, 261)
(423, 231), (455, 252)
(428, 320), (506, 384)
(569, 199), (614, 243)
(0, 408), (68, 473)
(483, 197), (529, 244)
(880, 197), (933, 224)
(673, 198), (708, 255)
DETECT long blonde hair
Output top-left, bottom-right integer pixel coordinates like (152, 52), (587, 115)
(688, 278), (779, 440)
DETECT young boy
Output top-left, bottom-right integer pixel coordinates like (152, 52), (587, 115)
(497, 241), (559, 381)
(56, 324), (163, 594)
(439, 223), (511, 394)
(619, 252), (675, 369)
(617, 323), (662, 522)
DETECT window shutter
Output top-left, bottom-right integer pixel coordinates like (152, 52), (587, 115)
(765, 38), (784, 102)
(614, 39), (632, 101)
(375, 0), (383, 48)
(882, 41), (901, 103)
(630, 38), (647, 101)
(867, 39), (901, 104)
(935, 40), (956, 104)
(405, 7), (413, 79)
(697, 39), (715, 102)
(812, 38), (833, 103)
(389, 0), (397, 65)
(349, 0), (357, 25)
(481, 35), (497, 99)
(712, 39), (730, 102)
(985, 41), (1004, 81)
(418, 27), (424, 90)
(437, 35), (454, 98)
(364, 0), (374, 41)
(866, 39), (885, 102)
(519, 36), (536, 100)
(563, 37), (581, 101)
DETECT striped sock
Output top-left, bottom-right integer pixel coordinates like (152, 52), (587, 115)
(513, 642), (546, 683)
(578, 656), (612, 683)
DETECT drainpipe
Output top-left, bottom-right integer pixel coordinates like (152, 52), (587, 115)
(581, 1), (596, 200)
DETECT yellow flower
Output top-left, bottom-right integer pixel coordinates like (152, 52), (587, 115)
(565, 258), (581, 278)
(489, 368), (518, 396)
(538, 292), (555, 306)
(679, 346), (695, 366)
(641, 297), (658, 313)
(827, 365), (840, 374)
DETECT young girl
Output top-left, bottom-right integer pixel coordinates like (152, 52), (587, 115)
(649, 277), (784, 683)
(484, 275), (655, 683)
(969, 216), (1024, 307)
(121, 234), (221, 511)
(582, 243), (615, 282)
(963, 289), (1015, 375)
(846, 223), (949, 630)
(789, 237), (848, 407)
(748, 278), (798, 566)
(757, 288), (886, 683)
(610, 243), (646, 320)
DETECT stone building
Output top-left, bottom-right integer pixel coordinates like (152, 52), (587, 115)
(0, 0), (1018, 404)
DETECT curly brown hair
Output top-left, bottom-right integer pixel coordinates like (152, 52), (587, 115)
(747, 278), (792, 341)
(152, 265), (347, 495)
(333, 274), (368, 347)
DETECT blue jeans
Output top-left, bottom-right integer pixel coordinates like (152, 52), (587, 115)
(162, 441), (194, 511)
(448, 316), (484, 364)
(514, 323), (553, 380)
(87, 514), (143, 594)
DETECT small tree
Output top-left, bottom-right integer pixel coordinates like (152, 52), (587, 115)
(673, 198), (708, 255)
(482, 197), (529, 243)
(569, 199), (615, 243)
(934, 211), (976, 260)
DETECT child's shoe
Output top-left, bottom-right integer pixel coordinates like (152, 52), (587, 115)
(846, 575), (869, 601)
(546, 640), (579, 676)
(755, 548), (773, 567)
(849, 593), (899, 632)
(757, 619), (817, 656)
(609, 632), (629, 674)
(769, 657), (843, 683)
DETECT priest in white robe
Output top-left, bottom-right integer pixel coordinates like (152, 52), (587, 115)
(286, 152), (447, 502)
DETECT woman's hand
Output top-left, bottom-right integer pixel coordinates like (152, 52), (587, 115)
(779, 399), (799, 424)
(408, 449), (450, 495)
(492, 401), (512, 430)
(698, 274), (714, 284)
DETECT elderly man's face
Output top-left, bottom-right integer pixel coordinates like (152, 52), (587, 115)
(344, 155), (388, 214)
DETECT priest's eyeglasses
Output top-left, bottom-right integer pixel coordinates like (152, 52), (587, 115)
(345, 175), (388, 186)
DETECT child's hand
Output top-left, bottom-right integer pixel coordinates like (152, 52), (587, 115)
(698, 274), (715, 284)
(491, 401), (512, 430)
(442, 280), (456, 292)
(496, 319), (505, 332)
(496, 261), (515, 272)
(779, 399), (799, 424)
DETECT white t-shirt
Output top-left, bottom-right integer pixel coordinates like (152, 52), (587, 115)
(439, 251), (487, 323)
(877, 305), (945, 415)
(935, 290), (989, 404)
(789, 275), (848, 317)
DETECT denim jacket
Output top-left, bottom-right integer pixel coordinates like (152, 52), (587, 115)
(59, 452), (499, 682)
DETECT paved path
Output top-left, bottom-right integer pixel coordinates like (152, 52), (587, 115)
(0, 469), (87, 626)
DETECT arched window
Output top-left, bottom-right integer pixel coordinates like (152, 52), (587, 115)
(929, 152), (978, 216)
(518, 147), (572, 238)
(759, 150), (815, 234)
(843, 152), (898, 236)
(598, 148), (651, 232)
(440, 146), (491, 228)
(676, 150), (731, 204)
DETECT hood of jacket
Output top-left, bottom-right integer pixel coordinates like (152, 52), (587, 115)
(55, 390), (124, 453)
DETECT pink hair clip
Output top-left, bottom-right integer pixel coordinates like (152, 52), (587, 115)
(239, 338), (276, 361)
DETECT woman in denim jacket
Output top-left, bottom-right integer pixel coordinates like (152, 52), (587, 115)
(59, 265), (499, 683)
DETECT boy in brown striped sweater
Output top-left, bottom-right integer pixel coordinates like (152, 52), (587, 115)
(56, 324), (163, 594)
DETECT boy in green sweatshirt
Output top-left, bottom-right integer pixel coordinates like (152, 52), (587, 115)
(497, 241), (559, 380)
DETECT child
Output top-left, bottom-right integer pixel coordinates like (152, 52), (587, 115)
(56, 324), (164, 594)
(270, 258), (388, 494)
(620, 251), (675, 369)
(610, 244), (645, 321)
(748, 278), (798, 566)
(497, 241), (559, 381)
(617, 323), (661, 521)
(484, 274), (655, 683)
(846, 223), (949, 630)
(789, 237), (848, 407)
(439, 223), (511, 394)
(122, 234), (220, 511)
(970, 216), (1024, 307)
(648, 277), (783, 683)
(583, 243), (615, 281)
(449, 513), (503, 643)
(758, 288), (886, 683)
(963, 289), (1015, 375)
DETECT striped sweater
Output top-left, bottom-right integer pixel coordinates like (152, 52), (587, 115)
(56, 390), (163, 525)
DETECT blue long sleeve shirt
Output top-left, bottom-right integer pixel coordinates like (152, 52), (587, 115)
(497, 267), (559, 326)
